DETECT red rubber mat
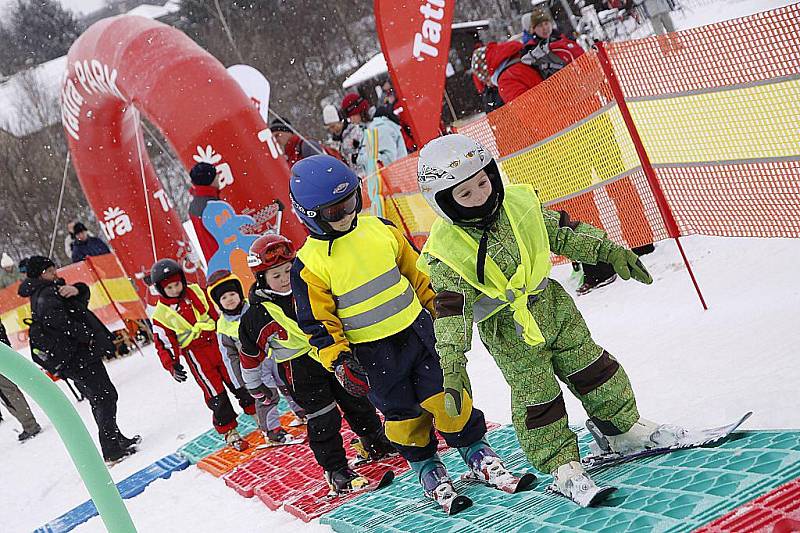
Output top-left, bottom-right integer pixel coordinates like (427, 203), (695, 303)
(225, 419), (499, 520)
(695, 477), (800, 533)
(198, 414), (306, 478)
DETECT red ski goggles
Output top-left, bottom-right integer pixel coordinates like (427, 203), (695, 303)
(319, 191), (359, 222)
(248, 242), (295, 271)
(261, 242), (294, 264)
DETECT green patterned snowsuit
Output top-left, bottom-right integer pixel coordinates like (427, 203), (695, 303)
(424, 206), (640, 474)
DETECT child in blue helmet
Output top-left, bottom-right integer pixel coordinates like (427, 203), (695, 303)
(289, 154), (536, 514)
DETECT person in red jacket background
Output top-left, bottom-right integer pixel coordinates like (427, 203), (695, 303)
(488, 9), (584, 104)
(150, 258), (255, 450)
(187, 162), (221, 262)
(270, 117), (342, 167)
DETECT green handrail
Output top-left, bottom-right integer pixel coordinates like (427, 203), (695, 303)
(0, 343), (136, 532)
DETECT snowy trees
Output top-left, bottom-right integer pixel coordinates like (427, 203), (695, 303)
(0, 0), (81, 76)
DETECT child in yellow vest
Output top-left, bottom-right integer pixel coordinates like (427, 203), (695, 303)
(207, 269), (306, 445)
(150, 258), (255, 451)
(289, 155), (535, 514)
(239, 233), (395, 495)
(416, 134), (687, 506)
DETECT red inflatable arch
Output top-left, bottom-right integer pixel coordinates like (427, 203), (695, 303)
(61, 15), (303, 292)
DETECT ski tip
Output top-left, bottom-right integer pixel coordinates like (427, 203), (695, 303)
(589, 486), (617, 506)
(449, 495), (473, 516)
(514, 472), (538, 493)
(376, 470), (395, 488)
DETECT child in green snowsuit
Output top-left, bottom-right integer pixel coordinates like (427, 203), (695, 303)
(416, 134), (683, 506)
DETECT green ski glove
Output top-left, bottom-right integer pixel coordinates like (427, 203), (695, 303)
(442, 361), (472, 418)
(605, 246), (653, 284)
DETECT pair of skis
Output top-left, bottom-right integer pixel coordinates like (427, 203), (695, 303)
(440, 412), (753, 513)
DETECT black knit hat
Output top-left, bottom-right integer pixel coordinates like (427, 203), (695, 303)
(26, 256), (56, 278)
(270, 117), (292, 133)
(189, 162), (217, 186)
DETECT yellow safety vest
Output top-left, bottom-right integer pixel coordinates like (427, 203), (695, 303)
(260, 301), (320, 363)
(216, 314), (239, 339)
(296, 215), (422, 344)
(419, 184), (552, 346)
(152, 284), (216, 348)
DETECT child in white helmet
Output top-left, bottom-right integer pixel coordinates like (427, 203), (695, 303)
(416, 134), (686, 506)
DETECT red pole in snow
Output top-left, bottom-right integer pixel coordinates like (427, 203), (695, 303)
(595, 41), (708, 310)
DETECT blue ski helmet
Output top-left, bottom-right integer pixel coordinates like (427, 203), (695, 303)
(289, 154), (362, 235)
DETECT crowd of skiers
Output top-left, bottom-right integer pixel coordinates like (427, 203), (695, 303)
(266, 88), (411, 186)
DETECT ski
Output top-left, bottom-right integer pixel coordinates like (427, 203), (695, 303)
(326, 469), (395, 499)
(460, 469), (538, 494)
(583, 411), (753, 469)
(255, 436), (306, 450)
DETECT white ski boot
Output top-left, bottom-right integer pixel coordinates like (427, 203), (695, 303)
(462, 447), (537, 494)
(420, 462), (472, 515)
(549, 461), (615, 507)
(588, 418), (688, 455)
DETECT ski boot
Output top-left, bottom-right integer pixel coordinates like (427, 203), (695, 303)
(416, 459), (472, 515)
(351, 429), (397, 464)
(577, 274), (617, 296)
(325, 466), (370, 496)
(224, 428), (249, 451)
(462, 443), (536, 494)
(549, 461), (615, 507)
(587, 417), (687, 455)
(265, 427), (293, 444)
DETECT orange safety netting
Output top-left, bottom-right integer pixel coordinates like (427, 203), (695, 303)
(375, 5), (800, 255)
(607, 4), (800, 98)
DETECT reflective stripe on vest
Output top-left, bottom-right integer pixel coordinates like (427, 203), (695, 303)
(152, 284), (216, 348)
(297, 215), (422, 344)
(419, 184), (552, 346)
(260, 301), (318, 363)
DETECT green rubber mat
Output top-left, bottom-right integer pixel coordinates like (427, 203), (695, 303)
(321, 425), (800, 533)
(177, 412), (259, 464)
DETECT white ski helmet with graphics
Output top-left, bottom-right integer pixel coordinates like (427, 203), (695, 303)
(417, 134), (502, 224)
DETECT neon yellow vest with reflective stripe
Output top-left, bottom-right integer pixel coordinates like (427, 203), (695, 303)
(419, 184), (552, 346)
(296, 215), (422, 344)
(152, 284), (216, 348)
(260, 301), (321, 363)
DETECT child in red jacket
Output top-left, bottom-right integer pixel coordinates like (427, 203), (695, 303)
(150, 258), (255, 450)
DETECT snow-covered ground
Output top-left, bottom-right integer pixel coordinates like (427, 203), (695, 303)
(3, 234), (798, 532)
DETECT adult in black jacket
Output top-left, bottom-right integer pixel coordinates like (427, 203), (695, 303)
(17, 256), (138, 462)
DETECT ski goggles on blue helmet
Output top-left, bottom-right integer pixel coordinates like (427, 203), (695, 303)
(319, 190), (360, 222)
